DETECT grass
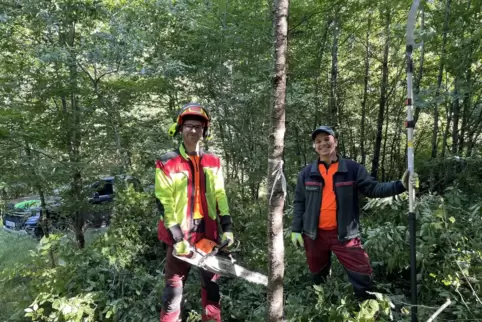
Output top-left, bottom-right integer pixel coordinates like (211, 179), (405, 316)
(0, 218), (108, 321)
(0, 219), (38, 322)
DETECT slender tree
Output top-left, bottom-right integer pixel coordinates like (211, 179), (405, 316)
(432, 0), (451, 159)
(371, 7), (391, 179)
(360, 11), (372, 166)
(267, 0), (289, 320)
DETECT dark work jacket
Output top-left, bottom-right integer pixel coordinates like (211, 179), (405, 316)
(292, 155), (406, 241)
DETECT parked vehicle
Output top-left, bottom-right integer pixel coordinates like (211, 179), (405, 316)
(2, 196), (60, 237)
(2, 175), (142, 237)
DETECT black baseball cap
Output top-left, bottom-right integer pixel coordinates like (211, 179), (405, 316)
(311, 126), (336, 140)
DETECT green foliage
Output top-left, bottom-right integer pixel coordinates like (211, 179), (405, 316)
(1, 184), (482, 321)
(0, 0), (481, 321)
(1, 187), (163, 322)
(419, 155), (482, 195)
(362, 188), (482, 321)
(0, 224), (38, 321)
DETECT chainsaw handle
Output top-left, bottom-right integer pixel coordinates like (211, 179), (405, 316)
(217, 239), (230, 252)
(207, 239), (229, 257)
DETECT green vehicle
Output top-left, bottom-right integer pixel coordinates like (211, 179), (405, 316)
(2, 175), (142, 237)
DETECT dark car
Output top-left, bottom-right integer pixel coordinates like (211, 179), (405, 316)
(2, 175), (142, 237)
(85, 175), (142, 227)
(2, 196), (60, 237)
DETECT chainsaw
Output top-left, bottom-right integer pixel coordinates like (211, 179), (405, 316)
(172, 238), (268, 287)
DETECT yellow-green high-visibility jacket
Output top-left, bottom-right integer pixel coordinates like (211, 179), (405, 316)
(155, 144), (231, 245)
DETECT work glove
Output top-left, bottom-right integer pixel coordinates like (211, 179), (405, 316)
(401, 169), (420, 190)
(173, 239), (191, 256)
(291, 232), (304, 248)
(221, 232), (234, 247)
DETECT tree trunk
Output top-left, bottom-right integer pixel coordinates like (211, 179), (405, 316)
(441, 98), (452, 158)
(312, 20), (330, 131)
(24, 143), (50, 238)
(371, 8), (390, 179)
(65, 22), (85, 249)
(466, 105), (482, 156)
(432, 0), (450, 159)
(267, 0), (288, 320)
(451, 86), (460, 155)
(329, 15), (339, 127)
(294, 125), (306, 167)
(389, 101), (405, 179)
(459, 68), (471, 155)
(455, 0), (473, 156)
(24, 144), (57, 267)
(217, 122), (231, 179)
(360, 12), (371, 166)
(381, 101), (390, 181)
(413, 5), (425, 126)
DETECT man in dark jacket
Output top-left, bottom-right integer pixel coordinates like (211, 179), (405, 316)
(291, 125), (417, 300)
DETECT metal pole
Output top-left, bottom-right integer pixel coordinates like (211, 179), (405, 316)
(406, 1), (420, 321)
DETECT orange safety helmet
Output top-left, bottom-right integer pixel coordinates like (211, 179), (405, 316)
(168, 103), (211, 139)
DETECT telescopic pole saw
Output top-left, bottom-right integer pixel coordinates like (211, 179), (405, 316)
(405, 0), (420, 321)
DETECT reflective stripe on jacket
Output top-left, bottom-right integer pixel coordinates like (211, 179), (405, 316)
(155, 144), (230, 245)
(292, 155), (406, 241)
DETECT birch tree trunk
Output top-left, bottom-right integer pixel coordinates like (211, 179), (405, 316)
(267, 0), (289, 320)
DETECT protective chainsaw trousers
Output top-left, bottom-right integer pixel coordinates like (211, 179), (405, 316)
(160, 246), (221, 322)
(303, 228), (375, 300)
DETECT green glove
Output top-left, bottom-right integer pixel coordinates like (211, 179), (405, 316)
(291, 232), (304, 248)
(401, 170), (420, 190)
(173, 239), (190, 256)
(221, 232), (234, 247)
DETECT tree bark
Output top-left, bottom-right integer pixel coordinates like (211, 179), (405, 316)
(371, 8), (390, 179)
(267, 0), (288, 320)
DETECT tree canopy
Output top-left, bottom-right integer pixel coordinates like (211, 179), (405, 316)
(0, 0), (481, 321)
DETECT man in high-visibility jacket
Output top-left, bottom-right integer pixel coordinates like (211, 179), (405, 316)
(155, 103), (233, 322)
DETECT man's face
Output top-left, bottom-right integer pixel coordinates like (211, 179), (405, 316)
(313, 132), (337, 157)
(181, 119), (205, 145)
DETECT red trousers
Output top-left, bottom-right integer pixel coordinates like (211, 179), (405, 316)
(303, 229), (374, 299)
(160, 246), (221, 322)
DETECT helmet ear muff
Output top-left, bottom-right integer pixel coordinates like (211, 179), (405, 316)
(168, 122), (179, 137)
(200, 106), (211, 140)
(170, 103), (212, 138)
(203, 127), (211, 140)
